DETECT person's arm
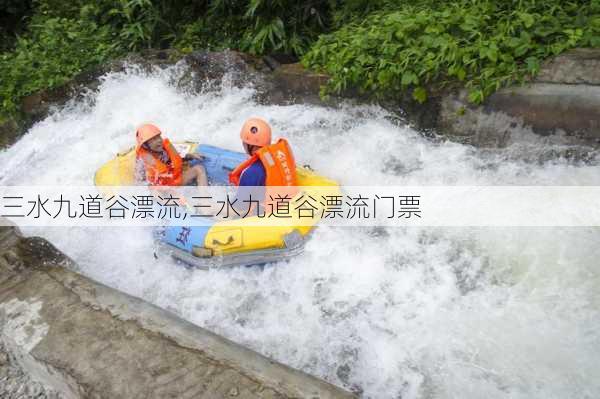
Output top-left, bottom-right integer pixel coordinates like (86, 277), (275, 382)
(184, 153), (204, 161)
(134, 158), (148, 185)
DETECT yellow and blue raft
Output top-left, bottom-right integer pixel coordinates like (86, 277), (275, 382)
(94, 142), (339, 269)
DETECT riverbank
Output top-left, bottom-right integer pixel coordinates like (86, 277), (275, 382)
(0, 221), (354, 398)
(2, 47), (599, 153)
(0, 340), (63, 399)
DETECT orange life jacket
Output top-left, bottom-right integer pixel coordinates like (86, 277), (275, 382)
(136, 138), (183, 186)
(229, 138), (298, 211)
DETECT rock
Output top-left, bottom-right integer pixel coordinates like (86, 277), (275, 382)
(536, 48), (600, 85)
(181, 50), (266, 93)
(266, 53), (299, 66)
(485, 84), (600, 139)
(439, 84), (600, 147)
(437, 49), (600, 147)
(0, 340), (63, 399)
(0, 220), (21, 251)
(0, 116), (21, 149)
(0, 223), (355, 399)
(271, 63), (329, 98)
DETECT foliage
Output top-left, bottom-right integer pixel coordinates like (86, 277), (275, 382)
(0, 0), (34, 51)
(0, 16), (120, 114)
(303, 0), (600, 103)
(34, 0), (206, 50)
(330, 0), (399, 27)
(2, 0), (600, 118)
(175, 0), (333, 55)
(238, 0), (332, 55)
(32, 0), (333, 55)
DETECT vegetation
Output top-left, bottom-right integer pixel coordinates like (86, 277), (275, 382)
(304, 0), (600, 103)
(1, 0), (599, 118)
(0, 16), (119, 114)
(0, 0), (34, 51)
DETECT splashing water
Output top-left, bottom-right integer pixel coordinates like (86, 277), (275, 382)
(1, 63), (599, 398)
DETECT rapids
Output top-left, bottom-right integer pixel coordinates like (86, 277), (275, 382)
(1, 63), (599, 398)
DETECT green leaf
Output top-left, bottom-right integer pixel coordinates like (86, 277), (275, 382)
(525, 56), (540, 74)
(467, 89), (484, 104)
(519, 13), (535, 28)
(412, 87), (427, 103)
(401, 71), (418, 86)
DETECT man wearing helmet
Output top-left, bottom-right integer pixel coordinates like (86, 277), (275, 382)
(135, 123), (208, 187)
(229, 117), (298, 215)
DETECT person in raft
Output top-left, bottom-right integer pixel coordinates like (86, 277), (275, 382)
(228, 117), (298, 216)
(134, 123), (208, 187)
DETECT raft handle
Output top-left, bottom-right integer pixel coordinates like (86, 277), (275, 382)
(192, 246), (213, 258)
(212, 236), (235, 246)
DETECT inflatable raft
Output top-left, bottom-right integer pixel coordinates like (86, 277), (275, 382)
(94, 142), (339, 269)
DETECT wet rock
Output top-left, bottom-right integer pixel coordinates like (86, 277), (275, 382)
(185, 50), (253, 83)
(179, 50), (267, 93)
(271, 63), (329, 99)
(0, 341), (63, 399)
(16, 236), (72, 268)
(336, 364), (351, 385)
(536, 48), (600, 85)
(265, 53), (299, 67)
(486, 84), (600, 140)
(0, 116), (21, 148)
(436, 48), (600, 148)
(0, 221), (355, 398)
(0, 221), (21, 251)
(439, 84), (600, 147)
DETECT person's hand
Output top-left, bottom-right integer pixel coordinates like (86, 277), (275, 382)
(184, 153), (204, 161)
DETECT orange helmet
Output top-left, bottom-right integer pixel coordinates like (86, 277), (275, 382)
(135, 123), (162, 150)
(240, 118), (271, 147)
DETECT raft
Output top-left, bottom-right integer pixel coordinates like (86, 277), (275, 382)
(94, 142), (339, 269)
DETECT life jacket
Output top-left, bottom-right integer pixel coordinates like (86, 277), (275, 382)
(229, 138), (298, 212)
(136, 138), (183, 186)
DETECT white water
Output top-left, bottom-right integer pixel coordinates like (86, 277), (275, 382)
(1, 64), (599, 398)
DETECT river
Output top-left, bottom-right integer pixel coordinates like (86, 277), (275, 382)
(1, 63), (599, 398)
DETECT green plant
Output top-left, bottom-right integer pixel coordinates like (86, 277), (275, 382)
(239, 0), (332, 55)
(175, 17), (245, 53)
(0, 0), (34, 50)
(303, 0), (600, 104)
(0, 16), (121, 116)
(175, 0), (334, 56)
(3, 0), (599, 119)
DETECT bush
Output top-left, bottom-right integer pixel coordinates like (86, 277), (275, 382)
(0, 0), (34, 51)
(0, 16), (121, 115)
(2, 0), (600, 118)
(237, 0), (332, 55)
(303, 0), (600, 103)
(176, 0), (334, 56)
(34, 0), (208, 50)
(174, 15), (246, 53)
